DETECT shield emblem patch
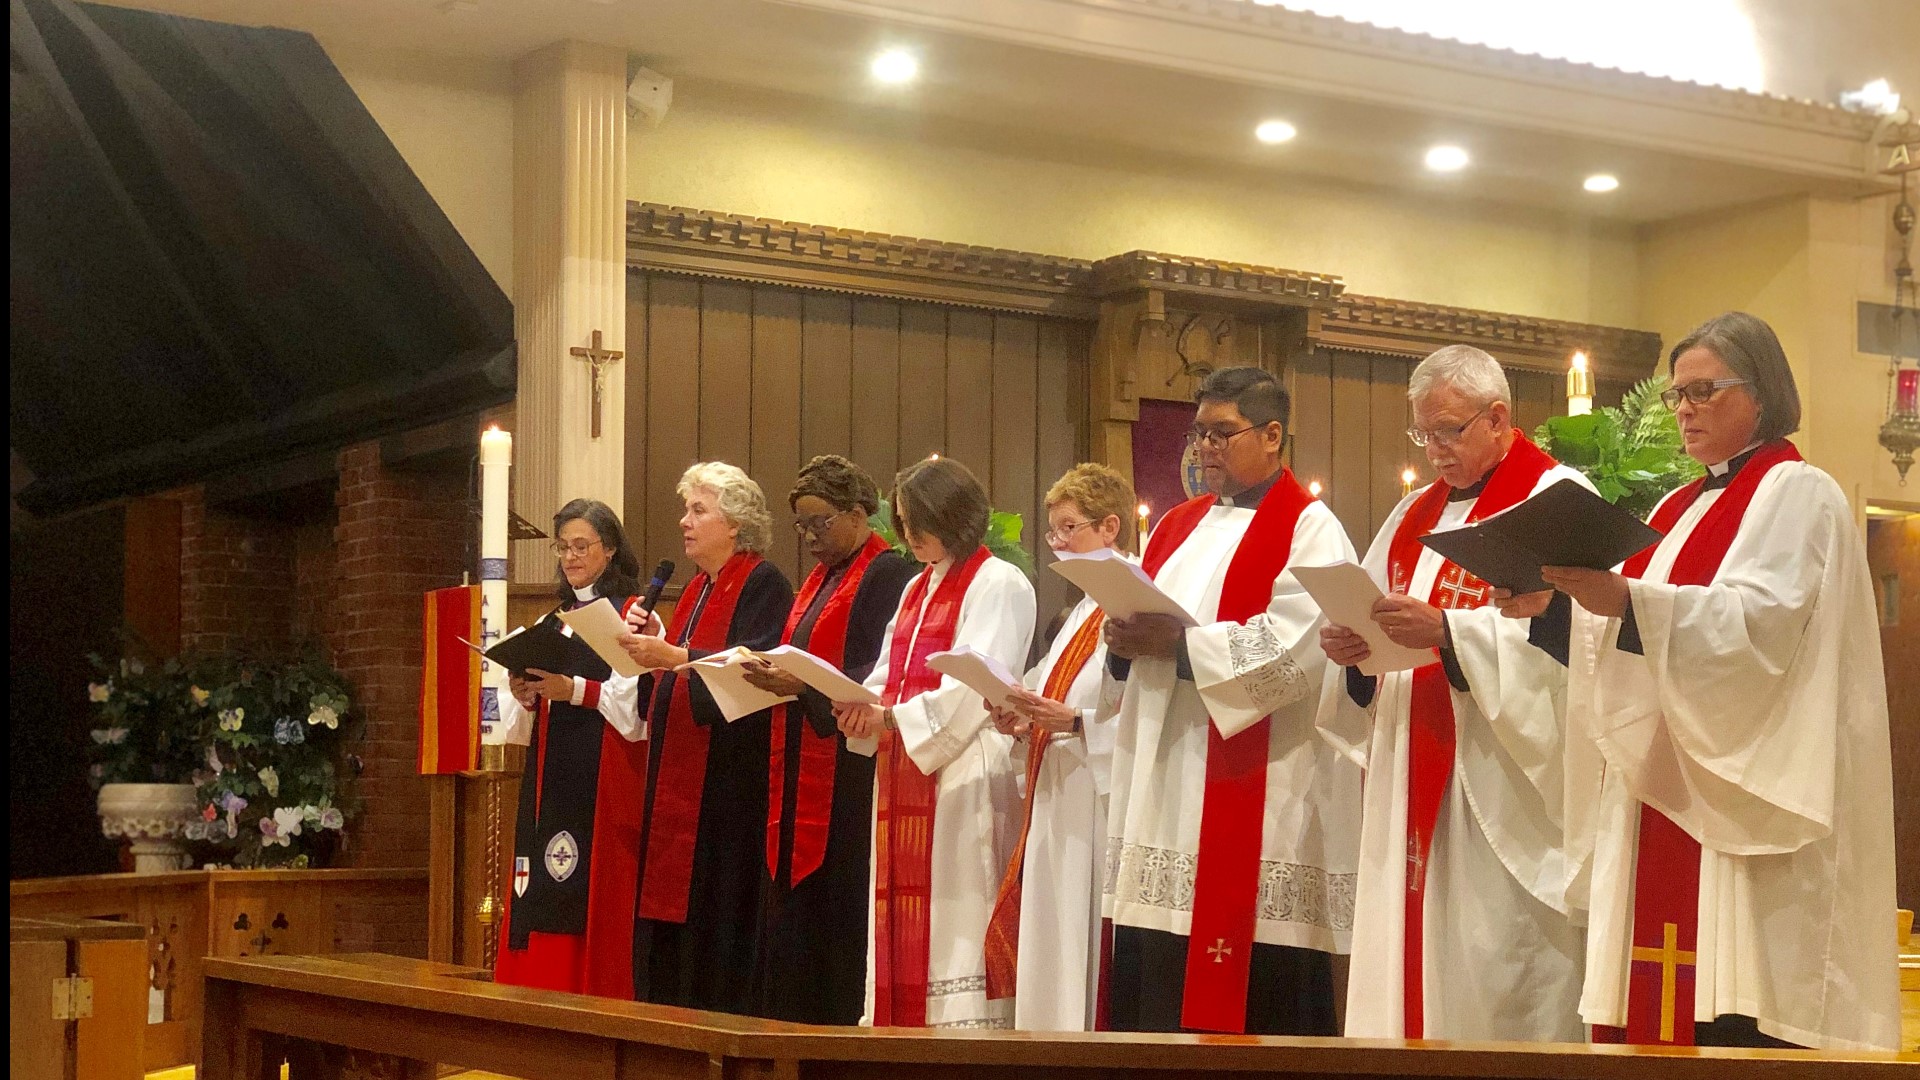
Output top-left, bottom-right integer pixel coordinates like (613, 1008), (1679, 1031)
(544, 830), (579, 883)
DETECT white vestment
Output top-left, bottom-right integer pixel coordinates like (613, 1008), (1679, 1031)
(1318, 464), (1590, 1042)
(1105, 498), (1363, 957)
(1008, 591), (1115, 1031)
(1564, 460), (1900, 1050)
(859, 554), (1035, 1029)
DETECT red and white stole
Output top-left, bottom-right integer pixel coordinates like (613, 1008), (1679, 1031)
(636, 551), (762, 924)
(1135, 469), (1315, 1034)
(766, 532), (892, 885)
(1383, 433), (1555, 1038)
(1593, 439), (1802, 1047)
(981, 602), (1107, 1000)
(871, 545), (994, 1026)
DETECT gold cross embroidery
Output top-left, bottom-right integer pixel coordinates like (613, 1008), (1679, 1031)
(1629, 921), (1697, 1042)
(1207, 937), (1233, 964)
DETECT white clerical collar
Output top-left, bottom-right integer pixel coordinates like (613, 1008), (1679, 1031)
(572, 584), (598, 602)
(1708, 441), (1765, 478)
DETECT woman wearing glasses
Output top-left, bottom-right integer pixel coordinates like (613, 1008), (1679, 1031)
(620, 462), (796, 1013)
(494, 498), (648, 997)
(831, 455), (1036, 1030)
(980, 463), (1135, 1031)
(1521, 312), (1898, 1049)
(741, 455), (917, 1024)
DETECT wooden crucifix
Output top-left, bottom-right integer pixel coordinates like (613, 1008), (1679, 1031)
(569, 329), (624, 439)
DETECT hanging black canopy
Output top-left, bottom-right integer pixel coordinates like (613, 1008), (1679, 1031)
(9, 0), (515, 515)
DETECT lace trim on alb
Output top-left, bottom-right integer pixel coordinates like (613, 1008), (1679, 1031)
(1105, 839), (1355, 932)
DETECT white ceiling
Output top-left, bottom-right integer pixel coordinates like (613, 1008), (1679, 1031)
(89, 0), (1903, 224)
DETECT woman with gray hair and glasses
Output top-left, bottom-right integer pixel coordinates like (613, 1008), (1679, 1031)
(619, 461), (795, 1014)
(1521, 311), (1898, 1049)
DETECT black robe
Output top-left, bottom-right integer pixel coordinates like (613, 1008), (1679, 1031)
(632, 558), (793, 1012)
(753, 549), (917, 1024)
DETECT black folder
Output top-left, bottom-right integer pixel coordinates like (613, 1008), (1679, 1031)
(1416, 478), (1662, 595)
(465, 615), (573, 678)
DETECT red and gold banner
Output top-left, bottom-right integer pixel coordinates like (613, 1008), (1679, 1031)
(418, 584), (481, 775)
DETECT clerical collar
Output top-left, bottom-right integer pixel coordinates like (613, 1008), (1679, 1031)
(571, 584), (599, 603)
(1220, 471), (1280, 509)
(1703, 442), (1764, 490)
(1446, 476), (1487, 503)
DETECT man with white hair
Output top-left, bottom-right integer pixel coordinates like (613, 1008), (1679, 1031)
(1315, 345), (1590, 1041)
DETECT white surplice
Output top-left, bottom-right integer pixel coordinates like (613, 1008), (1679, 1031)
(1008, 590), (1115, 1031)
(859, 554), (1035, 1029)
(1317, 464), (1591, 1042)
(1564, 460), (1900, 1050)
(1105, 499), (1363, 957)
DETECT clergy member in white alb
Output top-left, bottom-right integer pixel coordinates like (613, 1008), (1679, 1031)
(1537, 312), (1898, 1050)
(980, 463), (1136, 1031)
(1102, 366), (1361, 1036)
(833, 456), (1035, 1030)
(1317, 345), (1589, 1042)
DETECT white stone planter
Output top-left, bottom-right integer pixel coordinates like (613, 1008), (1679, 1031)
(97, 782), (199, 873)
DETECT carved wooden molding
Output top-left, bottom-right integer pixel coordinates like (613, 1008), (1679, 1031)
(1316, 294), (1663, 381)
(627, 203), (1098, 317)
(1088, 251), (1343, 307)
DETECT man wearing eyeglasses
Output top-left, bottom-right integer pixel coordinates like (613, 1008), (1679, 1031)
(1099, 365), (1362, 1037)
(1315, 344), (1592, 1043)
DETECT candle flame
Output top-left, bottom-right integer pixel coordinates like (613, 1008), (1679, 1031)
(1137, 503), (1150, 516)
(1307, 480), (1323, 497)
(1571, 351), (1589, 373)
(929, 452), (940, 460)
(1401, 468), (1417, 485)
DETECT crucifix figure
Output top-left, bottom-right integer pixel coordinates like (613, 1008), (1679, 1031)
(569, 329), (624, 439)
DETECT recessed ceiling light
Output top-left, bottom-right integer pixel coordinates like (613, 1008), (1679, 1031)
(1254, 119), (1297, 144)
(1424, 145), (1469, 172)
(1584, 173), (1621, 193)
(870, 49), (919, 85)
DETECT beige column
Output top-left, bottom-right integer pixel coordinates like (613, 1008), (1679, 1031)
(511, 40), (628, 581)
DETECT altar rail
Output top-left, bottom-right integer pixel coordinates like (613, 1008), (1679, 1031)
(203, 953), (1908, 1080)
(9, 868), (426, 1071)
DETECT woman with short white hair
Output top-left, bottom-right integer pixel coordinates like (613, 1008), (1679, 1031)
(621, 461), (794, 1013)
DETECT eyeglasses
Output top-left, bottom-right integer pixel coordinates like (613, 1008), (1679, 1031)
(550, 539), (604, 559)
(1044, 519), (1097, 545)
(1659, 378), (1749, 409)
(792, 509), (854, 538)
(1185, 425), (1267, 452)
(1406, 408), (1489, 448)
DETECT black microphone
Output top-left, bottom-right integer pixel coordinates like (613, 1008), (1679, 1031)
(638, 559), (674, 623)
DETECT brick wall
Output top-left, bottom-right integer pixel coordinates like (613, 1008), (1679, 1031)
(178, 487), (298, 656)
(327, 441), (469, 957)
(292, 520), (336, 645)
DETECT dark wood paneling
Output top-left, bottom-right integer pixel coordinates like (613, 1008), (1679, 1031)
(990, 314), (1040, 542)
(801, 294), (855, 464)
(1511, 368), (1556, 438)
(897, 305), (947, 467)
(751, 288), (805, 573)
(1369, 355), (1412, 532)
(623, 274), (651, 560)
(850, 300), (902, 488)
(1328, 351), (1373, 547)
(1035, 321), (1090, 638)
(943, 311), (996, 475)
(643, 276), (702, 588)
(698, 282), (753, 469)
(1290, 348), (1333, 504)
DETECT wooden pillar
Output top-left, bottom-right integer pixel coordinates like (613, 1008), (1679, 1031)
(510, 40), (629, 583)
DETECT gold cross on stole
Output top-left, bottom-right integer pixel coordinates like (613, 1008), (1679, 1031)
(1207, 938), (1233, 964)
(1629, 921), (1696, 1042)
(569, 329), (624, 439)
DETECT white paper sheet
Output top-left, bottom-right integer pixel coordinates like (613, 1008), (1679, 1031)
(926, 644), (1023, 710)
(1049, 547), (1197, 626)
(757, 644), (882, 705)
(555, 598), (647, 676)
(1291, 562), (1435, 676)
(678, 646), (796, 722)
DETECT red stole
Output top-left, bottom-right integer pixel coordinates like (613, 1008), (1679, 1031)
(871, 546), (995, 1026)
(636, 551), (762, 924)
(1595, 439), (1802, 1046)
(766, 532), (892, 884)
(1137, 469), (1315, 1034)
(1383, 433), (1555, 1037)
(982, 604), (1107, 1000)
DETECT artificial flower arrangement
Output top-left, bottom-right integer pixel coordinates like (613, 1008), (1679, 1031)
(87, 652), (360, 868)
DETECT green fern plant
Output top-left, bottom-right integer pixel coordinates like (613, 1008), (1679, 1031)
(1534, 374), (1705, 520)
(869, 497), (1035, 577)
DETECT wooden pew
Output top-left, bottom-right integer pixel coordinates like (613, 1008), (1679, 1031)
(202, 953), (1911, 1080)
(10, 916), (147, 1080)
